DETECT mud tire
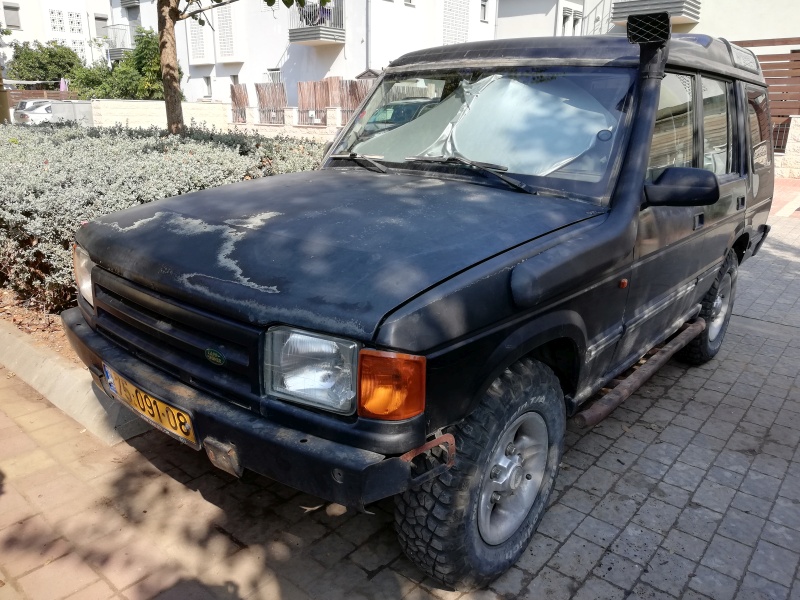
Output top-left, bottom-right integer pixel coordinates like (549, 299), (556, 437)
(394, 358), (565, 590)
(677, 250), (738, 366)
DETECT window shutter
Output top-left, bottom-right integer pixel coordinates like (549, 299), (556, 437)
(3, 4), (21, 29)
(50, 9), (65, 32)
(216, 4), (235, 60)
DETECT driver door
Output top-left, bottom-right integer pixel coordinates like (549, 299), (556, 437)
(610, 72), (706, 371)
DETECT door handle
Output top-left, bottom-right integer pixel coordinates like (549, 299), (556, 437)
(737, 196), (746, 210)
(693, 213), (705, 230)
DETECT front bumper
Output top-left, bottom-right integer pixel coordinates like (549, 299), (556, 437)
(62, 307), (453, 508)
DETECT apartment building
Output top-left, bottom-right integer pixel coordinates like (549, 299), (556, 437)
(495, 0), (588, 39)
(108, 0), (498, 104)
(585, 0), (800, 39)
(1, 0), (112, 66)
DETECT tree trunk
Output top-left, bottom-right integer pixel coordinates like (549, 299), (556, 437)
(157, 0), (183, 134)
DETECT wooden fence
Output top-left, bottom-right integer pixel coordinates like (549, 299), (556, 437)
(297, 80), (332, 125)
(230, 84), (249, 124)
(225, 76), (374, 127)
(386, 84), (437, 103)
(297, 77), (373, 126)
(340, 79), (373, 124)
(9, 90), (78, 106)
(734, 37), (800, 153)
(255, 83), (288, 124)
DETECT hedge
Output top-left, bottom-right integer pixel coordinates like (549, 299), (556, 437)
(0, 122), (325, 312)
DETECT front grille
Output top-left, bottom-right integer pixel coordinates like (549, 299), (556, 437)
(92, 268), (262, 407)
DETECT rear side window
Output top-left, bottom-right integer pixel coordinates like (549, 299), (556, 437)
(701, 77), (732, 176)
(746, 87), (772, 171)
(647, 73), (694, 181)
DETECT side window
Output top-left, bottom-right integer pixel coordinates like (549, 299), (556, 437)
(701, 77), (732, 176)
(746, 87), (772, 171)
(647, 73), (694, 181)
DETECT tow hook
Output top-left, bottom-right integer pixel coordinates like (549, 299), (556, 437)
(204, 437), (244, 477)
(400, 433), (457, 487)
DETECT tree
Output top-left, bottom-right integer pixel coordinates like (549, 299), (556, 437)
(157, 0), (329, 134)
(6, 41), (82, 87)
(0, 21), (11, 123)
(70, 29), (181, 101)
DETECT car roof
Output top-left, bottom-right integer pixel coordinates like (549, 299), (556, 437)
(388, 34), (766, 87)
(22, 101), (53, 110)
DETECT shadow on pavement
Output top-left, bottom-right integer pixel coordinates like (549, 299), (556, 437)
(152, 578), (244, 599)
(107, 429), (421, 598)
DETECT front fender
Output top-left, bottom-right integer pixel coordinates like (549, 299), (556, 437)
(466, 309), (588, 416)
(421, 308), (588, 432)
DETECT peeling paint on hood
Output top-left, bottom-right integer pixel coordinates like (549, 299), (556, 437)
(76, 170), (598, 341)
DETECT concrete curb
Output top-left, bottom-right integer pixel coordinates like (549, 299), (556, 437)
(0, 319), (150, 446)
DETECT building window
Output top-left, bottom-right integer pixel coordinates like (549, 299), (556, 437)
(204, 76), (212, 97)
(126, 6), (141, 23)
(480, 0), (488, 21)
(405, 0), (413, 5)
(264, 69), (282, 83)
(94, 14), (108, 37)
(50, 9), (65, 32)
(573, 11), (582, 35)
(3, 3), (21, 29)
(68, 11), (83, 35)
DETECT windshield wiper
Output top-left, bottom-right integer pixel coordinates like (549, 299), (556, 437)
(329, 153), (387, 174)
(405, 155), (535, 194)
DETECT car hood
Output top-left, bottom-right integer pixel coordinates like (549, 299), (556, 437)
(77, 170), (600, 340)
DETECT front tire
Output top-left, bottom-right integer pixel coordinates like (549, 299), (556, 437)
(678, 250), (738, 365)
(394, 358), (565, 590)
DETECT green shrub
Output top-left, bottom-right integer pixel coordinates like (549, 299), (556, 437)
(0, 123), (324, 312)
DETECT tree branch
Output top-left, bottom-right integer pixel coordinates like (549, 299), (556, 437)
(178, 0), (242, 21)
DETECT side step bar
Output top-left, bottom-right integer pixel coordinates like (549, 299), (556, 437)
(574, 318), (706, 428)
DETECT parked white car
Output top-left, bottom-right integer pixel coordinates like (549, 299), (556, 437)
(14, 101), (58, 125)
(10, 99), (50, 123)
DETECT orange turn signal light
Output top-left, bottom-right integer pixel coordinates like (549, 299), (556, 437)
(357, 349), (426, 420)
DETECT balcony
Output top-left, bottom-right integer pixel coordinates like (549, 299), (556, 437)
(611, 0), (701, 25)
(288, 1), (345, 46)
(104, 24), (136, 61)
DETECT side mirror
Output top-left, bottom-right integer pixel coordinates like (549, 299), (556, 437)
(644, 167), (720, 207)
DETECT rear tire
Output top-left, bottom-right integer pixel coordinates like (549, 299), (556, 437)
(394, 358), (565, 590)
(678, 250), (737, 365)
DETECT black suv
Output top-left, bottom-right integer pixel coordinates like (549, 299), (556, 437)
(63, 17), (773, 590)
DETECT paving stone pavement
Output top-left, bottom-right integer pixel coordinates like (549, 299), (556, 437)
(1, 180), (799, 600)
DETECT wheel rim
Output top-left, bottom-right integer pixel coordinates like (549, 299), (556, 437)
(478, 411), (549, 546)
(708, 273), (732, 342)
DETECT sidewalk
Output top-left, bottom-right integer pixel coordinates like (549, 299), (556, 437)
(1, 181), (799, 600)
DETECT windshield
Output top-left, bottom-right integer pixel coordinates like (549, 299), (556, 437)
(331, 67), (635, 203)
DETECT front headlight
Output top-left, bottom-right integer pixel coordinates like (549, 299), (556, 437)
(266, 327), (359, 414)
(72, 244), (95, 306)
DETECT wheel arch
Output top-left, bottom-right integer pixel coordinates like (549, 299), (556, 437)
(732, 231), (749, 264)
(466, 310), (587, 419)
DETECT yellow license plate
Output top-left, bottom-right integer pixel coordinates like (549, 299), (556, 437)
(103, 364), (198, 446)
